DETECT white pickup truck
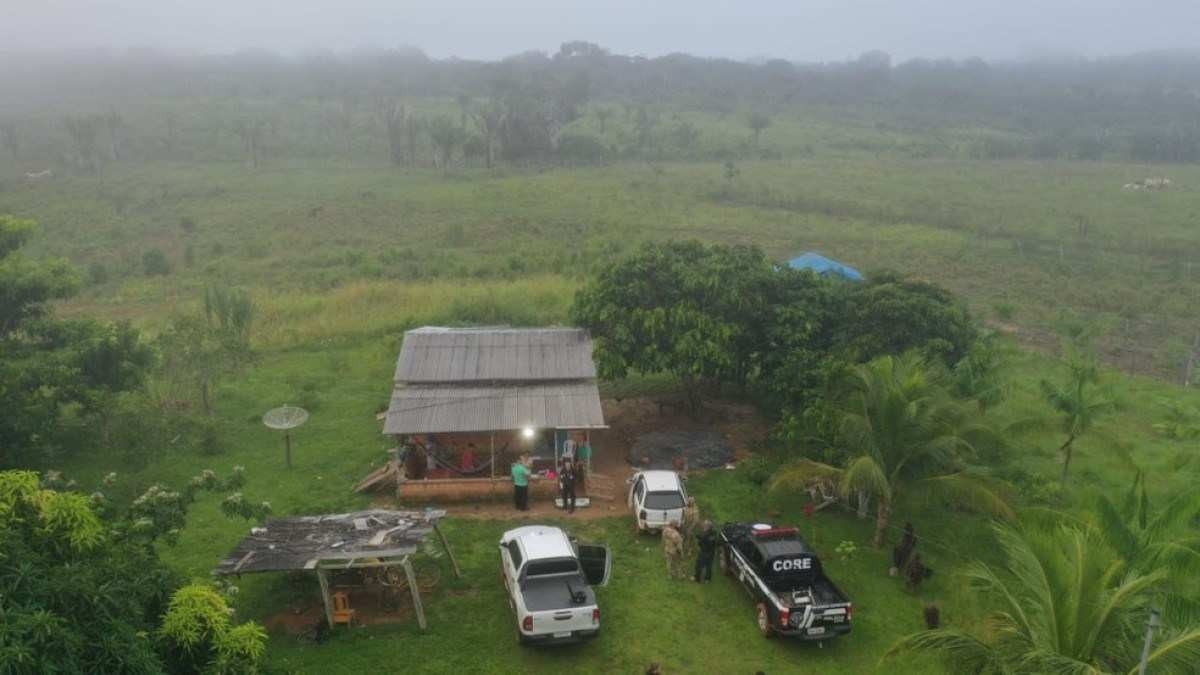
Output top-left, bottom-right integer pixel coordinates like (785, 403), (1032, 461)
(499, 525), (611, 645)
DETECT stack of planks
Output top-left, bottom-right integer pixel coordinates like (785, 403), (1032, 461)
(355, 459), (402, 493)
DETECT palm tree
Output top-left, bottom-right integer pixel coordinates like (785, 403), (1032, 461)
(886, 523), (1200, 674)
(1041, 345), (1114, 484)
(769, 354), (1012, 547)
(1092, 471), (1200, 622)
(747, 111), (771, 145)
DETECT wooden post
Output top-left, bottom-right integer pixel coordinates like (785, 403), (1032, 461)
(402, 557), (427, 630)
(1184, 332), (1200, 388)
(433, 522), (462, 578)
(316, 567), (335, 628)
(490, 433), (495, 480)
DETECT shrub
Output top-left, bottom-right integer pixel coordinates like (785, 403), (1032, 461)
(88, 261), (110, 285)
(142, 248), (171, 276)
(159, 584), (267, 674)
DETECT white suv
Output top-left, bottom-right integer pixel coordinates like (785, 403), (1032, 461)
(627, 470), (688, 533)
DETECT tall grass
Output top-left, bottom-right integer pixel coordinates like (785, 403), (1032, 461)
(254, 276), (577, 348)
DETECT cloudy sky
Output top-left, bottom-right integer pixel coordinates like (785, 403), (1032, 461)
(4, 0), (1198, 62)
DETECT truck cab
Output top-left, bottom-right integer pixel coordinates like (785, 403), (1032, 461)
(627, 470), (687, 533)
(499, 525), (611, 645)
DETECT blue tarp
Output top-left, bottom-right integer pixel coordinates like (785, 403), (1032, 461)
(786, 252), (864, 281)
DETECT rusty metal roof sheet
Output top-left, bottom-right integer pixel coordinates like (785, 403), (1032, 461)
(213, 509), (446, 575)
(383, 381), (605, 435)
(394, 326), (597, 383)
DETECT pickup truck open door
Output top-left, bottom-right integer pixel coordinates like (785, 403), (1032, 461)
(577, 544), (611, 587)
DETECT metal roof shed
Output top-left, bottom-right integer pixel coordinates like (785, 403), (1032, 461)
(214, 509), (460, 630)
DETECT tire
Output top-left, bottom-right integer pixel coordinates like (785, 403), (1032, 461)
(756, 603), (775, 638)
(719, 547), (733, 577)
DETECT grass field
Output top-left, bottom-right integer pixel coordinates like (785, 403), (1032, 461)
(4, 156), (1197, 372)
(5, 142), (1200, 672)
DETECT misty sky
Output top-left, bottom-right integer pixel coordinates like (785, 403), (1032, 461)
(4, 1), (1199, 62)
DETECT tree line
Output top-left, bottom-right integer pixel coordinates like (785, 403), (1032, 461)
(4, 43), (1200, 171)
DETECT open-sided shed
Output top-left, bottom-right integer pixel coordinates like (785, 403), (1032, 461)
(214, 509), (459, 630)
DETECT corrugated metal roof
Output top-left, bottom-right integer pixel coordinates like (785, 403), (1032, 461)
(213, 509), (446, 575)
(383, 381), (605, 434)
(394, 327), (597, 383)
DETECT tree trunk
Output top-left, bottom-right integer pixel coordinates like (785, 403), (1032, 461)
(1059, 434), (1076, 484)
(856, 491), (870, 519)
(872, 498), (892, 548)
(681, 375), (702, 418)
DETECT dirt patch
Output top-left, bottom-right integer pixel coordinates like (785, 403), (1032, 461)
(629, 430), (735, 469)
(592, 396), (766, 473)
(263, 592), (418, 635)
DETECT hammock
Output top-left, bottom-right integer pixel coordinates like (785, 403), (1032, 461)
(426, 452), (496, 477)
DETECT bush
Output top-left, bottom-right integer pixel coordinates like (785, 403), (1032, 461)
(159, 584), (266, 674)
(88, 261), (110, 285)
(739, 455), (775, 486)
(142, 248), (171, 276)
(556, 132), (611, 164)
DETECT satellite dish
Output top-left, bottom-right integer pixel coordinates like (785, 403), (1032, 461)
(263, 405), (308, 468)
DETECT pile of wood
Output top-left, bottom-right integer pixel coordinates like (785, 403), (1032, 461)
(355, 459), (402, 494)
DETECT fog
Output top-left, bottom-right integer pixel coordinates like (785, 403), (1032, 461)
(4, 0), (1199, 62)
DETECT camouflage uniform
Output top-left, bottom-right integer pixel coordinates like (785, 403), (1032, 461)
(682, 498), (700, 553)
(662, 524), (685, 579)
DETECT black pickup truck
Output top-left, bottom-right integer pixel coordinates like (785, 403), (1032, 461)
(718, 522), (853, 640)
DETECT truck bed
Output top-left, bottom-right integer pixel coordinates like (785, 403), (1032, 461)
(773, 577), (847, 606)
(521, 573), (596, 612)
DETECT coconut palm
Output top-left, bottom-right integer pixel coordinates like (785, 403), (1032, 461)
(886, 523), (1200, 674)
(770, 353), (1012, 547)
(1091, 471), (1200, 623)
(1040, 345), (1114, 484)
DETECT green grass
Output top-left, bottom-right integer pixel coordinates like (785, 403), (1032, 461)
(5, 156), (1198, 372)
(42, 329), (1200, 673)
(7, 126), (1200, 671)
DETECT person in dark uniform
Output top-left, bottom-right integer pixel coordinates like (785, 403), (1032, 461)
(694, 520), (717, 582)
(891, 522), (917, 576)
(558, 459), (577, 513)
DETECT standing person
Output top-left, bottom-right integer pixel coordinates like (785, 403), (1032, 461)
(576, 435), (592, 484)
(511, 454), (532, 511)
(682, 497), (700, 550)
(662, 521), (685, 579)
(694, 520), (717, 583)
(558, 459), (577, 513)
(404, 442), (427, 480)
(891, 522), (917, 577)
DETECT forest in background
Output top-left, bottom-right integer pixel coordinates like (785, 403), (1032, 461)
(4, 43), (1200, 171)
